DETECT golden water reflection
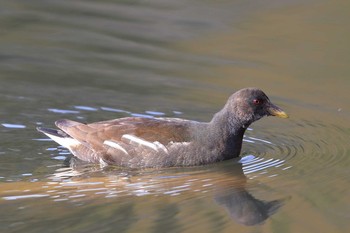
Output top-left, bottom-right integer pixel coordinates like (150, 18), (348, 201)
(1, 160), (285, 228)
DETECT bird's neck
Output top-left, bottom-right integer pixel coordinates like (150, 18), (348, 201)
(207, 108), (248, 160)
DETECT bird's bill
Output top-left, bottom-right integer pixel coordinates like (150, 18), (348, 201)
(267, 104), (289, 118)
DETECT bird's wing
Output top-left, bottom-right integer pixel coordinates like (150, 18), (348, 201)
(55, 117), (192, 153)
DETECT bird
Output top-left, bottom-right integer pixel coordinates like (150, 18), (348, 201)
(37, 88), (288, 168)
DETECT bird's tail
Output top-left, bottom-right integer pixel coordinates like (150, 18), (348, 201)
(37, 127), (80, 149)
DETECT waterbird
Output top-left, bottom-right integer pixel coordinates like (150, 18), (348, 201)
(37, 88), (288, 168)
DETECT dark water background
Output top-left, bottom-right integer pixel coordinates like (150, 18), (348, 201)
(1, 0), (349, 232)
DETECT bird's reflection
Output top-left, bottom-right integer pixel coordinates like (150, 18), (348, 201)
(50, 157), (285, 226)
(211, 161), (284, 226)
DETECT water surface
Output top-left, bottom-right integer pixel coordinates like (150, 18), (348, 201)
(1, 0), (349, 232)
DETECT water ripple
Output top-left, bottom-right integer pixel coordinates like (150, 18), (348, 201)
(240, 119), (349, 183)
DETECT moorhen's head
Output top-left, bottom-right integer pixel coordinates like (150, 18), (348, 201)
(226, 88), (288, 127)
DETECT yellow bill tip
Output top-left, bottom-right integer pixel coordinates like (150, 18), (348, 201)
(272, 110), (289, 118)
(268, 104), (289, 118)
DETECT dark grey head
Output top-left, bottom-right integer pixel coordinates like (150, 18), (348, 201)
(226, 88), (288, 127)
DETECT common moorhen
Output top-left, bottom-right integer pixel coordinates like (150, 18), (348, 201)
(37, 88), (288, 168)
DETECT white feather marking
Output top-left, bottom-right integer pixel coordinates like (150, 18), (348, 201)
(157, 117), (192, 122)
(103, 140), (128, 155)
(99, 158), (109, 168)
(42, 133), (80, 149)
(154, 141), (169, 154)
(122, 134), (158, 152)
(168, 141), (191, 149)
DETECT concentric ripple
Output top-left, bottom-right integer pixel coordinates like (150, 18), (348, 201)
(240, 119), (350, 182)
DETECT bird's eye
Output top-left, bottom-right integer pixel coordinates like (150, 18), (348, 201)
(253, 99), (263, 105)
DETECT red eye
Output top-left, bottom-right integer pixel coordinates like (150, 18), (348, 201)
(253, 99), (263, 105)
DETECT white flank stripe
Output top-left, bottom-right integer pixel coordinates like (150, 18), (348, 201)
(169, 141), (190, 149)
(157, 117), (190, 122)
(122, 134), (158, 152)
(99, 158), (109, 168)
(43, 133), (80, 149)
(103, 140), (128, 155)
(154, 141), (169, 154)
